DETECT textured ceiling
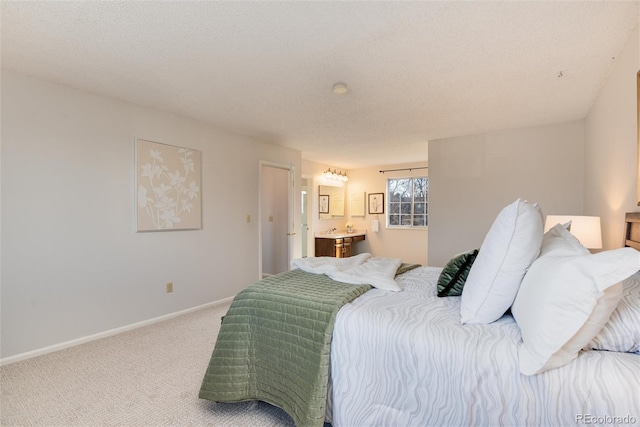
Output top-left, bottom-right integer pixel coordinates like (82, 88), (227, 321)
(2, 1), (638, 169)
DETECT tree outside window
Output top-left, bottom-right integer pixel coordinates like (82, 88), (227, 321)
(387, 177), (428, 227)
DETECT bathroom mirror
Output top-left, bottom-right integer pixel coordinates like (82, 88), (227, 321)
(350, 192), (365, 217)
(319, 185), (345, 219)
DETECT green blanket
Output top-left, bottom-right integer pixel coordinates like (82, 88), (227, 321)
(199, 269), (371, 427)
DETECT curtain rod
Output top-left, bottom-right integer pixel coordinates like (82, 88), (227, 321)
(379, 166), (428, 174)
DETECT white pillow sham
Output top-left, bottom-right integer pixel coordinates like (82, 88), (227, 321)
(460, 198), (543, 324)
(512, 224), (640, 375)
(585, 272), (640, 353)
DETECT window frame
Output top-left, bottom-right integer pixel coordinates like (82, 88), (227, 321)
(386, 176), (429, 229)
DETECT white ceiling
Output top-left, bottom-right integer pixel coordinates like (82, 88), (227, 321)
(2, 1), (638, 169)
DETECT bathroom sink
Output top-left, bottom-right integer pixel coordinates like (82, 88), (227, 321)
(314, 229), (366, 238)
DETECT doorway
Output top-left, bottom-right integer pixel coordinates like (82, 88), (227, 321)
(260, 162), (293, 278)
(301, 177), (310, 258)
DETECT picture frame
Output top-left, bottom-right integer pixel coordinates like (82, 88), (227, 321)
(135, 139), (202, 231)
(319, 195), (330, 214)
(368, 193), (384, 214)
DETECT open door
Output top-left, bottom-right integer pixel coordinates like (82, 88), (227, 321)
(301, 177), (310, 258)
(259, 161), (294, 278)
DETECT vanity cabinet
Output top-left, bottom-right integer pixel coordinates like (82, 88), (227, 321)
(315, 234), (365, 258)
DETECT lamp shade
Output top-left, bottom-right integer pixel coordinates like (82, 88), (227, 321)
(544, 215), (602, 249)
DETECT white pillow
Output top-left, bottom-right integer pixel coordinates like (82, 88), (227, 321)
(460, 198), (543, 324)
(512, 224), (640, 375)
(585, 272), (640, 353)
(538, 220), (581, 257)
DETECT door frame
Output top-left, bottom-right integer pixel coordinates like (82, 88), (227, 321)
(258, 160), (294, 280)
(301, 174), (314, 258)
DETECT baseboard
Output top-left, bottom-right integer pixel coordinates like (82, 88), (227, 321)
(0, 296), (234, 366)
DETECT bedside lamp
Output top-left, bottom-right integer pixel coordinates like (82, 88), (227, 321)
(544, 215), (603, 249)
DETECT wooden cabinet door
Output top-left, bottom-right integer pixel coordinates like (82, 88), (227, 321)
(315, 238), (336, 257)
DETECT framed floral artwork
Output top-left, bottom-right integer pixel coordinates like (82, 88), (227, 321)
(319, 195), (330, 214)
(135, 139), (202, 231)
(368, 193), (384, 214)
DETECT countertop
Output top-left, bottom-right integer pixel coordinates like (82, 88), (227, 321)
(314, 229), (366, 239)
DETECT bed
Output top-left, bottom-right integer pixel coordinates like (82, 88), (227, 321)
(200, 207), (640, 426)
(330, 267), (639, 426)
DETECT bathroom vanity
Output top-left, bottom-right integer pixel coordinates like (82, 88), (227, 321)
(314, 231), (366, 258)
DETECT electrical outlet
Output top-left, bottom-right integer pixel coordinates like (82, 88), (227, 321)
(246, 214), (251, 223)
(166, 282), (173, 293)
(268, 215), (274, 222)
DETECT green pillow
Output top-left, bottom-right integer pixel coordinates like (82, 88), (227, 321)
(437, 249), (479, 297)
(396, 263), (421, 276)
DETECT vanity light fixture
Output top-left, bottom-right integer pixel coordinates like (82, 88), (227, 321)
(323, 168), (349, 182)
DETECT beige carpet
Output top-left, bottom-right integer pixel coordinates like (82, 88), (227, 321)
(1, 303), (296, 426)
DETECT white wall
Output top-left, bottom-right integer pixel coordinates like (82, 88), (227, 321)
(346, 163), (428, 265)
(428, 121), (584, 266)
(0, 72), (301, 359)
(584, 26), (640, 249)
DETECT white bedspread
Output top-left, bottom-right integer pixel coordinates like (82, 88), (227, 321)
(330, 266), (640, 427)
(291, 253), (402, 291)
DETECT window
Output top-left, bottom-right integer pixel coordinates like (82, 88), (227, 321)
(387, 177), (428, 227)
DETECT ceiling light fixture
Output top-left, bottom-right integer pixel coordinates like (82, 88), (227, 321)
(323, 168), (348, 182)
(332, 82), (349, 95)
